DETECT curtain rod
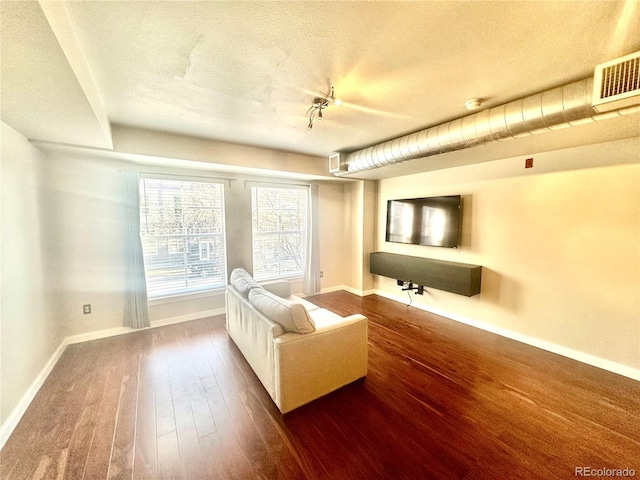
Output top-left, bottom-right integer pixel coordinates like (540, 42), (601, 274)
(244, 180), (311, 189)
(120, 169), (312, 190)
(122, 169), (238, 187)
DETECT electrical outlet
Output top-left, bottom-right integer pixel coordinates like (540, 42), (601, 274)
(83, 304), (92, 315)
(319, 271), (324, 278)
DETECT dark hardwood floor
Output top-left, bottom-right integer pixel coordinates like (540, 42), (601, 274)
(1, 291), (638, 479)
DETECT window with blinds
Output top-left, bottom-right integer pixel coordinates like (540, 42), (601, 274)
(139, 177), (227, 298)
(251, 186), (308, 281)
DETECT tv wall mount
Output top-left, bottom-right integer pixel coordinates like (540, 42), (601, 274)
(398, 280), (424, 295)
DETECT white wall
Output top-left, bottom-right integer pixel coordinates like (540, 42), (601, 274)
(337, 180), (377, 294)
(0, 123), (63, 425)
(342, 182), (361, 290)
(40, 150), (359, 332)
(375, 138), (640, 372)
(41, 151), (130, 336)
(316, 181), (348, 290)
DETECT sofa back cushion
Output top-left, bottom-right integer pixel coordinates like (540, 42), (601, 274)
(230, 267), (262, 297)
(248, 288), (315, 334)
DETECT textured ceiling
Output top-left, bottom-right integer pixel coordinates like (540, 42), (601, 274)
(2, 1), (639, 178)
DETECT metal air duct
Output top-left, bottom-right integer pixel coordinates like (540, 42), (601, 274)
(331, 53), (640, 176)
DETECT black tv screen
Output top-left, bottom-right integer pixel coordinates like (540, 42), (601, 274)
(386, 195), (462, 248)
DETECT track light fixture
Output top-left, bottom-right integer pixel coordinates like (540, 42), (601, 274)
(307, 86), (340, 130)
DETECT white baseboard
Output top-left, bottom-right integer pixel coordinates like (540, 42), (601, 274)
(150, 308), (226, 328)
(320, 285), (375, 297)
(64, 308), (227, 344)
(336, 285), (363, 296)
(320, 284), (348, 294)
(0, 341), (67, 450)
(374, 289), (640, 381)
(66, 326), (134, 345)
(0, 307), (226, 450)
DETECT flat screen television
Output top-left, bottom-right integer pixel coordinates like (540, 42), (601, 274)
(385, 195), (462, 248)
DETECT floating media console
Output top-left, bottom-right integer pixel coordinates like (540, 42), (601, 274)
(370, 252), (482, 297)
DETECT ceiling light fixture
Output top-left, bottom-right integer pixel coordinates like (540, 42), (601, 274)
(307, 86), (340, 130)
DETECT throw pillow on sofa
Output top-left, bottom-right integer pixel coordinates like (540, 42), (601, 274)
(248, 287), (315, 334)
(230, 267), (262, 297)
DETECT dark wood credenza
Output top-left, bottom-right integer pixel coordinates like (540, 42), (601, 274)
(370, 252), (482, 297)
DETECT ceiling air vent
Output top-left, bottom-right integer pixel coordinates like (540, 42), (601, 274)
(592, 50), (640, 113)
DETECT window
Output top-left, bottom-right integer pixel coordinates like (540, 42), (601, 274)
(168, 238), (185, 254)
(142, 239), (158, 256)
(199, 241), (210, 260)
(139, 177), (227, 298)
(251, 186), (308, 281)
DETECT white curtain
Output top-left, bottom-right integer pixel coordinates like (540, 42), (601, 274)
(303, 183), (321, 295)
(122, 169), (150, 329)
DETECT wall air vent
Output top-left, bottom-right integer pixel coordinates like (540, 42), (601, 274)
(592, 50), (640, 113)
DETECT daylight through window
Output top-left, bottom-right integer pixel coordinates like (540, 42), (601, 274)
(251, 186), (308, 281)
(139, 177), (227, 298)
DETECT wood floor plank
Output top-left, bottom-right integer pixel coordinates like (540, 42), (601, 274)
(132, 345), (157, 479)
(208, 340), (280, 479)
(224, 341), (310, 480)
(202, 377), (256, 479)
(152, 348), (176, 440)
(197, 431), (228, 480)
(62, 360), (112, 480)
(33, 346), (100, 479)
(2, 292), (638, 479)
(218, 337), (310, 479)
(156, 430), (183, 479)
(82, 338), (127, 480)
(167, 358), (210, 480)
(107, 363), (140, 479)
(175, 334), (217, 440)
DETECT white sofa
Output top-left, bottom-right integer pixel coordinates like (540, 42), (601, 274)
(225, 268), (368, 413)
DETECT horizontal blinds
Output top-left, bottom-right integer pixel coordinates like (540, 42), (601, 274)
(139, 177), (227, 298)
(251, 186), (308, 281)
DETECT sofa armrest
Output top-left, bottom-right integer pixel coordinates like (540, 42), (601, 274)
(260, 280), (292, 298)
(273, 314), (368, 413)
(226, 286), (284, 400)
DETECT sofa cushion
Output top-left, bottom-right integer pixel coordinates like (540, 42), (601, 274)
(248, 288), (315, 334)
(230, 268), (262, 297)
(287, 296), (321, 312)
(260, 280), (292, 298)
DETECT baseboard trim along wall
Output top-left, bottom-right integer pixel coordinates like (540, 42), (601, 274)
(374, 289), (640, 381)
(150, 308), (226, 328)
(320, 285), (375, 297)
(0, 307), (227, 450)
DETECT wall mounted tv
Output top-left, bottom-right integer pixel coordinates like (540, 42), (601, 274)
(385, 195), (462, 248)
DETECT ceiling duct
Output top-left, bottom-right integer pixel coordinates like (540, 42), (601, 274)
(330, 51), (640, 176)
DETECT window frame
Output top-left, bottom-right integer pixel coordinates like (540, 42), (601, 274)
(250, 184), (309, 282)
(139, 174), (228, 299)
